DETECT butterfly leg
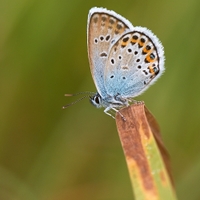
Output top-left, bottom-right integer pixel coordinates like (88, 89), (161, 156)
(111, 107), (126, 121)
(104, 107), (126, 121)
(104, 107), (115, 119)
(128, 98), (144, 105)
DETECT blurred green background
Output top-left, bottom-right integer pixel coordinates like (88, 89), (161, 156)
(0, 0), (200, 199)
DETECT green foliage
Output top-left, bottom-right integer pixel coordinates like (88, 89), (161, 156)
(0, 0), (200, 199)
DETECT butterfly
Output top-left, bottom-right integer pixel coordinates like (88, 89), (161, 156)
(64, 7), (165, 119)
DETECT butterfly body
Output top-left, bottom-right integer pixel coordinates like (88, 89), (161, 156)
(87, 7), (165, 117)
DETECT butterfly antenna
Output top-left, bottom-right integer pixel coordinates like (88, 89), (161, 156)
(62, 91), (96, 109)
(62, 95), (90, 109)
(64, 91), (96, 97)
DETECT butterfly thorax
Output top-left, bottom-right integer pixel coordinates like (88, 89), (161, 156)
(90, 92), (129, 109)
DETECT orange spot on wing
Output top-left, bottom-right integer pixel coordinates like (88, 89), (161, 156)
(148, 65), (155, 75)
(146, 53), (156, 63)
(131, 38), (138, 44)
(139, 41), (145, 47)
(121, 41), (127, 46)
(143, 47), (151, 54)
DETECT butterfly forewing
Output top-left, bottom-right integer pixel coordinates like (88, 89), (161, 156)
(87, 7), (133, 98)
(104, 27), (164, 98)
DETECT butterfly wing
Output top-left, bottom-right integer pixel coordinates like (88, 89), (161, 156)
(87, 7), (134, 98)
(104, 26), (165, 98)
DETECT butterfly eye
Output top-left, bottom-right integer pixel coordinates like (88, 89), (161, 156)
(94, 96), (100, 104)
(90, 94), (102, 108)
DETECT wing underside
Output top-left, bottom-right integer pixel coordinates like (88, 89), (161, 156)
(87, 7), (133, 97)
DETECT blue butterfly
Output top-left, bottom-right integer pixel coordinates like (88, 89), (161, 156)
(64, 7), (165, 118)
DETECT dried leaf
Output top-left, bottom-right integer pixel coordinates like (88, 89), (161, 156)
(116, 103), (177, 200)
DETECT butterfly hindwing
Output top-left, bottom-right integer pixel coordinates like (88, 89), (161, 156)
(104, 26), (165, 98)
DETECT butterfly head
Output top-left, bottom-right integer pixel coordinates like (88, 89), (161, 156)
(89, 93), (103, 108)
